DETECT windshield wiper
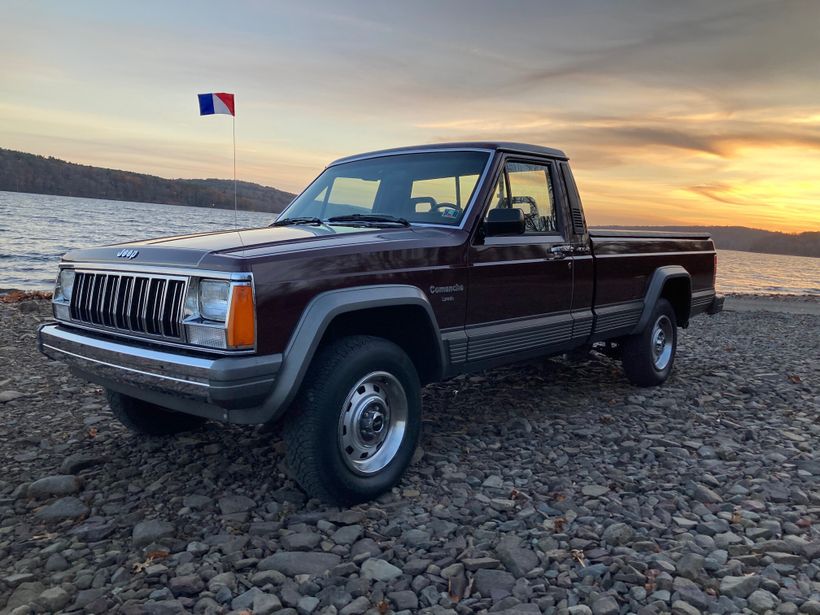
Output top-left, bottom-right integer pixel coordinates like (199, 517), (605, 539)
(270, 217), (324, 227)
(327, 214), (410, 227)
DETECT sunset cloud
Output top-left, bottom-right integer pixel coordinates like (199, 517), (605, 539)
(0, 0), (818, 232)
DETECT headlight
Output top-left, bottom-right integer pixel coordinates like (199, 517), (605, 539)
(199, 280), (230, 322)
(183, 278), (255, 350)
(55, 269), (75, 302)
(183, 279), (230, 322)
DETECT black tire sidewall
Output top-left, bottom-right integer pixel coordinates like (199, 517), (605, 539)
(295, 336), (421, 504)
(623, 299), (678, 386)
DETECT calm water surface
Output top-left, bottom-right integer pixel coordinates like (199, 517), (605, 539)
(0, 192), (272, 290)
(1, 192), (817, 295)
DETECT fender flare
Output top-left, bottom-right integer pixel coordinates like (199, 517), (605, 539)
(231, 284), (442, 424)
(631, 266), (691, 334)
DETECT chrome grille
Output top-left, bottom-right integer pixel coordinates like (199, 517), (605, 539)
(70, 271), (187, 339)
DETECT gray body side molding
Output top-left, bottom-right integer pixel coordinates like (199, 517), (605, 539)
(630, 266), (691, 334)
(229, 284), (442, 424)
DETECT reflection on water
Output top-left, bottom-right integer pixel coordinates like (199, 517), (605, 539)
(1, 191), (817, 296)
(716, 249), (818, 296)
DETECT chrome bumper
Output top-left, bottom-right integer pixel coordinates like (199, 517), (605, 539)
(38, 324), (281, 419)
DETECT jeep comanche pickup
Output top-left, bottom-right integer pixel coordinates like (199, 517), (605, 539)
(38, 142), (723, 503)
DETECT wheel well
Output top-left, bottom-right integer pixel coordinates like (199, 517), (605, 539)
(660, 277), (692, 327)
(319, 306), (442, 384)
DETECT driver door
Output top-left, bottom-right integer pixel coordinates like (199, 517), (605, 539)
(465, 159), (575, 363)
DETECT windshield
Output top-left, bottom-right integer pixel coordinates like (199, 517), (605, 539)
(279, 151), (490, 226)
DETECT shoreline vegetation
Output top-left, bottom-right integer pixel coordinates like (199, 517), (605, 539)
(1, 147), (817, 257)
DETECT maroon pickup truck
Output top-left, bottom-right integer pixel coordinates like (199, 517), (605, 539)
(38, 142), (723, 503)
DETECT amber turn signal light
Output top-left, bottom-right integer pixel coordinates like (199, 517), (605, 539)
(227, 285), (255, 348)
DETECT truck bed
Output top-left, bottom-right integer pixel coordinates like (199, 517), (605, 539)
(584, 230), (718, 340)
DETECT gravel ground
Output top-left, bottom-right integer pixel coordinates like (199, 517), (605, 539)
(0, 300), (817, 615)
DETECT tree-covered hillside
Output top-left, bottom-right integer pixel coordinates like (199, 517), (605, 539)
(0, 148), (295, 213)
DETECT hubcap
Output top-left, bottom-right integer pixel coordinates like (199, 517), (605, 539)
(338, 371), (408, 475)
(651, 315), (674, 370)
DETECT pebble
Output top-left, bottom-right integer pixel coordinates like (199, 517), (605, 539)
(693, 483), (723, 503)
(473, 568), (516, 596)
(748, 588), (778, 613)
(132, 519), (175, 546)
(676, 552), (705, 580)
(591, 595), (620, 615)
(581, 484), (609, 497)
(37, 587), (71, 611)
(720, 574), (760, 598)
(0, 390), (23, 403)
(218, 494), (255, 515)
(388, 590), (418, 610)
(34, 496), (89, 521)
(602, 522), (635, 545)
(360, 558), (402, 582)
(331, 524), (362, 545)
(257, 551), (341, 576)
(27, 474), (81, 498)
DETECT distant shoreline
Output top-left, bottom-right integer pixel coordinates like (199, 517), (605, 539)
(590, 225), (819, 259)
(0, 189), (280, 214)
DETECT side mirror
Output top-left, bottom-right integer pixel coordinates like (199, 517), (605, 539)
(485, 208), (525, 236)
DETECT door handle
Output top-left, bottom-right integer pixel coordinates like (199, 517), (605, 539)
(549, 245), (573, 258)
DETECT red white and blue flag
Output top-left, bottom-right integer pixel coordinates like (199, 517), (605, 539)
(198, 92), (235, 116)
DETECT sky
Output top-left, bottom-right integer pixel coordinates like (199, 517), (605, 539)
(2, 0), (819, 233)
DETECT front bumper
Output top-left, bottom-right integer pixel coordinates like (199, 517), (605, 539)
(38, 324), (282, 421)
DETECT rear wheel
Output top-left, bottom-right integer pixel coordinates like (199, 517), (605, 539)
(106, 390), (207, 435)
(621, 298), (677, 387)
(283, 335), (421, 505)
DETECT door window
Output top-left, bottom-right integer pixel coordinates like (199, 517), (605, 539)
(485, 162), (558, 234)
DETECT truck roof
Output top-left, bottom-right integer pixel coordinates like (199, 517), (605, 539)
(329, 142), (568, 166)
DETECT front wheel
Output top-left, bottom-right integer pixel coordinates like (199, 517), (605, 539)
(621, 298), (677, 387)
(283, 335), (421, 505)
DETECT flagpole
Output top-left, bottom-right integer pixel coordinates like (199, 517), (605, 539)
(233, 114), (237, 228)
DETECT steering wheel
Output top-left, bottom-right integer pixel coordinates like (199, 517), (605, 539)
(409, 196), (437, 213)
(429, 201), (456, 212)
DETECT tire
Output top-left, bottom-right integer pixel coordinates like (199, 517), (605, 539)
(283, 335), (421, 505)
(106, 390), (207, 435)
(621, 298), (677, 387)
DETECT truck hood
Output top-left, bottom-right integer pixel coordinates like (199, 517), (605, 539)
(60, 225), (416, 270)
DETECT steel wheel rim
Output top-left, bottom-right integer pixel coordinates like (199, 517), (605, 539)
(338, 371), (408, 476)
(651, 315), (674, 370)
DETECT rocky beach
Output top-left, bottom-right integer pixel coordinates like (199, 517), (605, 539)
(0, 298), (817, 615)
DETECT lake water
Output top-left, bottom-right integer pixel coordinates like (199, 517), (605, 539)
(1, 191), (818, 296)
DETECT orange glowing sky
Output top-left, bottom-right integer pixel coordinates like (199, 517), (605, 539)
(1, 1), (819, 232)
